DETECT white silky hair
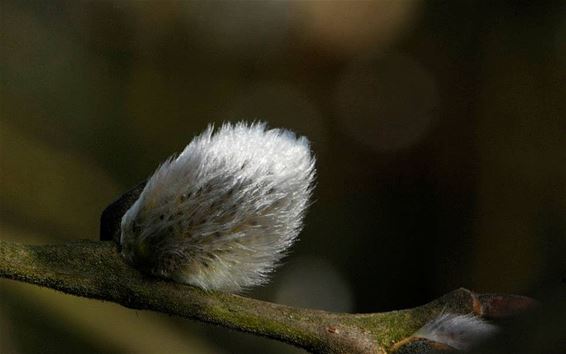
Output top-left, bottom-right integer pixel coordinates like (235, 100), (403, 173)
(120, 122), (315, 292)
(414, 312), (498, 350)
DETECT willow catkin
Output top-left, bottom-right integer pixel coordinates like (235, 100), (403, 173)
(414, 312), (498, 350)
(120, 122), (315, 292)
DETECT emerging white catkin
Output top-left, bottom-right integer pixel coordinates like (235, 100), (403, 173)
(120, 122), (315, 292)
(414, 313), (498, 350)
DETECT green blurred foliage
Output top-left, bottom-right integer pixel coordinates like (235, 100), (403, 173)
(1, 1), (564, 353)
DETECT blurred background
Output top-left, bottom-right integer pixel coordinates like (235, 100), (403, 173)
(1, 1), (564, 353)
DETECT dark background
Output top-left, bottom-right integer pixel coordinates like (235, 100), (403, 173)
(1, 1), (564, 353)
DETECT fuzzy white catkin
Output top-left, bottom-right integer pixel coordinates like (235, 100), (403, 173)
(120, 122), (315, 292)
(414, 313), (498, 350)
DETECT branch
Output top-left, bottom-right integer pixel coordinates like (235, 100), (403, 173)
(0, 239), (535, 353)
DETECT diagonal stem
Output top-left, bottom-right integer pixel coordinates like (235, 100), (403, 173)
(0, 239), (535, 353)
